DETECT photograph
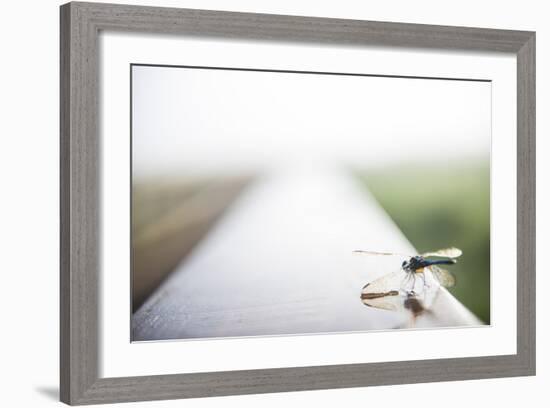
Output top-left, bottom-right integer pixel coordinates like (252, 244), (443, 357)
(130, 63), (491, 342)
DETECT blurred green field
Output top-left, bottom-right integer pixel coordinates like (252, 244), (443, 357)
(356, 161), (490, 323)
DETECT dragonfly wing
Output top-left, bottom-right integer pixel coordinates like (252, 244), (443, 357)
(361, 293), (403, 312)
(361, 270), (407, 294)
(361, 270), (439, 316)
(361, 269), (414, 312)
(429, 265), (456, 288)
(422, 247), (462, 258)
(353, 250), (414, 257)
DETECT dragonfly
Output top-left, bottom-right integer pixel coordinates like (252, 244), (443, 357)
(355, 247), (462, 309)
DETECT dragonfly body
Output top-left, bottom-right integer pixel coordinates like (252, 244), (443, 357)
(402, 256), (456, 275)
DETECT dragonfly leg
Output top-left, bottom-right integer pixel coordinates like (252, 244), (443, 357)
(420, 272), (429, 290)
(403, 273), (416, 293)
(400, 272), (411, 291)
(405, 272), (416, 292)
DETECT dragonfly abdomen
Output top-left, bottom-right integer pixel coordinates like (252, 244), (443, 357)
(422, 259), (456, 267)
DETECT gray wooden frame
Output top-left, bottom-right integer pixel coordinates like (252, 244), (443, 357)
(60, 1), (536, 405)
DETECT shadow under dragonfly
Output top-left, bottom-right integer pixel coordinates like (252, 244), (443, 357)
(360, 288), (431, 327)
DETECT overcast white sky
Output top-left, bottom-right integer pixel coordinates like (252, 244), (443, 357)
(132, 65), (490, 179)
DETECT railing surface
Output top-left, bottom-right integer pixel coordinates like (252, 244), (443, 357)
(133, 166), (480, 341)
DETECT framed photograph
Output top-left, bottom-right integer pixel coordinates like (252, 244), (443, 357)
(60, 1), (535, 405)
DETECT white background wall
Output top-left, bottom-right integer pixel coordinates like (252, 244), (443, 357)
(0, 0), (545, 407)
